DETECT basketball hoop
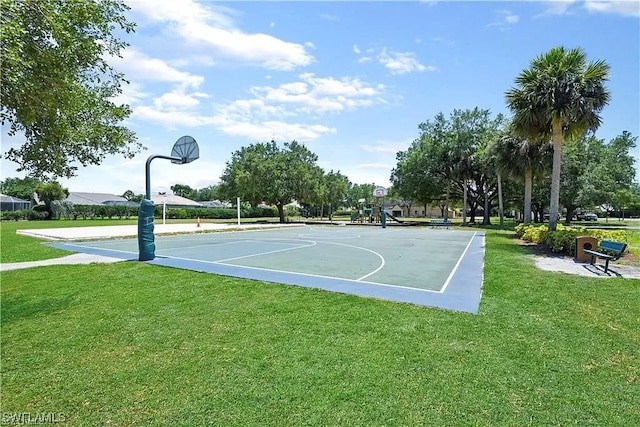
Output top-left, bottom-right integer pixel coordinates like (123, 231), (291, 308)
(373, 186), (388, 197)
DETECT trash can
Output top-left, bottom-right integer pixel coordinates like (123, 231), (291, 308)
(575, 236), (598, 262)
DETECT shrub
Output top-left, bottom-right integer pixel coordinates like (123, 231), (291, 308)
(0, 209), (24, 221)
(32, 204), (50, 219)
(516, 223), (628, 255)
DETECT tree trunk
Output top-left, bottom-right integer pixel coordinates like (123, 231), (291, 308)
(524, 166), (533, 224)
(463, 181), (468, 225)
(277, 201), (285, 223)
(482, 181), (491, 225)
(549, 118), (563, 231)
(497, 173), (504, 227)
(444, 180), (450, 220)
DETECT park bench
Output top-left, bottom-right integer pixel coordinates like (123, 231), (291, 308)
(430, 219), (452, 229)
(582, 240), (627, 273)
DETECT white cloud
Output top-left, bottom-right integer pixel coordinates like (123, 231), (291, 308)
(112, 48), (204, 89)
(132, 106), (215, 129)
(359, 138), (413, 155)
(211, 118), (336, 141)
(584, 1), (640, 17)
(247, 73), (386, 115)
(357, 162), (394, 169)
(153, 91), (209, 111)
(505, 14), (520, 24)
(536, 1), (577, 16)
(353, 44), (361, 54)
(201, 73), (385, 142)
(378, 49), (436, 75)
(359, 145), (402, 154)
(342, 166), (393, 187)
(488, 10), (520, 28)
(110, 82), (149, 107)
(131, 0), (315, 71)
(535, 1), (639, 18)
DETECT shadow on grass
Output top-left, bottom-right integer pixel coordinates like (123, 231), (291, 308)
(1, 294), (78, 325)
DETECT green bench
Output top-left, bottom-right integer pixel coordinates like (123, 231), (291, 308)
(582, 240), (627, 273)
(430, 219), (452, 229)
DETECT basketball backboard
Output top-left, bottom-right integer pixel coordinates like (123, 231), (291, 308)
(373, 186), (388, 197)
(171, 135), (199, 164)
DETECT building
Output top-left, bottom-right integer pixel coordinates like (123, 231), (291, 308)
(0, 193), (31, 211)
(200, 200), (232, 208)
(151, 194), (202, 208)
(66, 192), (134, 206)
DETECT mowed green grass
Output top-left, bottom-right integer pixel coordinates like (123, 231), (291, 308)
(1, 221), (639, 425)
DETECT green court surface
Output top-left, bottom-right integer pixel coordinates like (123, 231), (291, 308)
(53, 225), (485, 313)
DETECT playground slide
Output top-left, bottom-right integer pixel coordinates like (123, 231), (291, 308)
(385, 213), (403, 223)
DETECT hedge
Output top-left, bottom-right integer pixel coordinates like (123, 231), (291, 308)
(514, 223), (627, 255)
(1, 204), (281, 222)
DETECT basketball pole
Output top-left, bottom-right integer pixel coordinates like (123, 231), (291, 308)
(237, 197), (241, 226)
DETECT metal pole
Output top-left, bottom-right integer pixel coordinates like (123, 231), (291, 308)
(145, 154), (183, 199)
(237, 197), (240, 226)
(381, 196), (386, 228)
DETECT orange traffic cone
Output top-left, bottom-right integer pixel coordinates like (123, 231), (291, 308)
(196, 217), (201, 228)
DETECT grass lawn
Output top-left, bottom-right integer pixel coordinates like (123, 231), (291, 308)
(1, 221), (639, 425)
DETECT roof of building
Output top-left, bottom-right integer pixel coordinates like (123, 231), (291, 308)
(200, 200), (232, 208)
(151, 194), (202, 207)
(66, 192), (130, 206)
(0, 193), (30, 203)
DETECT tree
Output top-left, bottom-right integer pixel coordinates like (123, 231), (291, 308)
(319, 170), (350, 221)
(35, 181), (69, 219)
(195, 185), (220, 202)
(391, 147), (445, 213)
(345, 183), (377, 209)
(506, 46), (610, 231)
(0, 176), (41, 201)
(488, 132), (552, 224)
(218, 140), (321, 223)
(170, 184), (196, 199)
(1, 0), (142, 179)
(122, 190), (143, 203)
(393, 108), (505, 224)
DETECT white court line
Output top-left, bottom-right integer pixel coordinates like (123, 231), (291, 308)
(298, 233), (361, 240)
(156, 238), (308, 254)
(214, 240), (317, 263)
(310, 241), (385, 281)
(158, 254), (441, 294)
(158, 235), (384, 283)
(160, 237), (385, 282)
(439, 231), (478, 293)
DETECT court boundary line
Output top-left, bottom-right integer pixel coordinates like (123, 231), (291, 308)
(49, 242), (445, 294)
(212, 240), (316, 263)
(156, 253), (451, 294)
(440, 231), (477, 293)
(160, 237), (388, 287)
(50, 229), (485, 313)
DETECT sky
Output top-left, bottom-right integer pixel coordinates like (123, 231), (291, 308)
(1, 0), (639, 197)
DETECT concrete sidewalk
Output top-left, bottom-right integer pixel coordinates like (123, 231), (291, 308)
(533, 255), (640, 279)
(0, 253), (127, 272)
(16, 222), (304, 240)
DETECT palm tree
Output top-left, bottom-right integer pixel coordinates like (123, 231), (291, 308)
(489, 133), (553, 224)
(505, 46), (610, 231)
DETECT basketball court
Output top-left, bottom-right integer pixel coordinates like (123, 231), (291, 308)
(51, 225), (485, 313)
